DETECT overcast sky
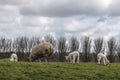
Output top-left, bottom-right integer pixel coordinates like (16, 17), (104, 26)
(0, 0), (120, 40)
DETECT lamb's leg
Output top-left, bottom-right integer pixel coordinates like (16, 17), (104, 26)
(105, 58), (109, 64)
(77, 56), (79, 64)
(69, 56), (72, 63)
(103, 58), (106, 65)
(16, 57), (18, 62)
(14, 58), (16, 62)
(98, 56), (101, 64)
(72, 56), (75, 64)
(15, 59), (17, 62)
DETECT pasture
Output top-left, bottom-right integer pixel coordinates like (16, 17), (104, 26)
(0, 60), (120, 80)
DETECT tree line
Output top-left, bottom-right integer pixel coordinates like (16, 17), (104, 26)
(0, 34), (119, 62)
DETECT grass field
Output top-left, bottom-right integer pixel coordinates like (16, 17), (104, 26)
(0, 60), (120, 80)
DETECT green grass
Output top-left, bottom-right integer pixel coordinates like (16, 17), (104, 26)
(0, 60), (120, 80)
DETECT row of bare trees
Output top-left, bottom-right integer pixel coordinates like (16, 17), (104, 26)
(0, 35), (119, 62)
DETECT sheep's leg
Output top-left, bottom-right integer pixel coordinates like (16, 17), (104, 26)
(103, 58), (106, 65)
(72, 56), (75, 64)
(38, 59), (41, 62)
(98, 56), (101, 64)
(105, 58), (109, 64)
(15, 59), (17, 62)
(69, 56), (72, 63)
(14, 58), (17, 62)
(45, 57), (48, 63)
(107, 59), (109, 64)
(16, 58), (18, 62)
(77, 56), (79, 64)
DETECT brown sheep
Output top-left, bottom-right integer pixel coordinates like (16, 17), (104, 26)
(29, 42), (54, 62)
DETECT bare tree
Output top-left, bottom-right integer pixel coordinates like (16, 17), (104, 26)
(93, 38), (104, 53)
(22, 37), (29, 52)
(44, 34), (56, 47)
(107, 37), (117, 62)
(57, 37), (67, 62)
(116, 41), (120, 62)
(27, 37), (41, 53)
(81, 36), (91, 62)
(0, 38), (6, 52)
(0, 38), (12, 52)
(44, 34), (53, 42)
(0, 38), (13, 53)
(4, 39), (12, 52)
(69, 36), (79, 52)
(13, 37), (28, 53)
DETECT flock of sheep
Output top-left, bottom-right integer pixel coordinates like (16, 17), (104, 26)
(64, 51), (109, 65)
(10, 42), (109, 65)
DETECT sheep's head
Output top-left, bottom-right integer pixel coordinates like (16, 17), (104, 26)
(65, 56), (69, 60)
(44, 45), (53, 56)
(106, 59), (109, 64)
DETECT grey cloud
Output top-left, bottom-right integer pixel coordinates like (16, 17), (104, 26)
(97, 17), (108, 22)
(20, 0), (105, 17)
(0, 0), (29, 5)
(19, 0), (120, 17)
(1, 0), (120, 17)
(0, 16), (15, 24)
(108, 0), (120, 16)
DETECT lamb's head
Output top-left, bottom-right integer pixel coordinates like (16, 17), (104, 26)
(65, 56), (69, 60)
(106, 59), (109, 64)
(10, 58), (14, 61)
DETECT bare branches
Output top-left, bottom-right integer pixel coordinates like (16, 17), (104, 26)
(44, 34), (56, 48)
(57, 37), (67, 62)
(0, 35), (119, 62)
(107, 37), (117, 62)
(69, 36), (79, 52)
(81, 36), (91, 62)
(13, 37), (29, 53)
(0, 38), (12, 52)
(57, 37), (67, 53)
(27, 37), (40, 52)
(93, 38), (104, 54)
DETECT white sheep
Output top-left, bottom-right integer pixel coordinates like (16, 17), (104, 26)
(10, 53), (18, 62)
(97, 53), (109, 65)
(29, 42), (54, 62)
(65, 51), (80, 64)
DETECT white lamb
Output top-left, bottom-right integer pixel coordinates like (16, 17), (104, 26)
(10, 53), (18, 62)
(65, 51), (80, 64)
(97, 53), (109, 65)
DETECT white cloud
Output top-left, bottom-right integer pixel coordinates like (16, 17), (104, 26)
(64, 18), (95, 32)
(20, 0), (108, 17)
(21, 16), (54, 27)
(0, 0), (30, 6)
(0, 0), (120, 40)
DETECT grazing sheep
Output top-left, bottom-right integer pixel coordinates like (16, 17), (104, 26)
(97, 53), (109, 65)
(65, 51), (80, 64)
(29, 42), (54, 62)
(10, 53), (18, 62)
